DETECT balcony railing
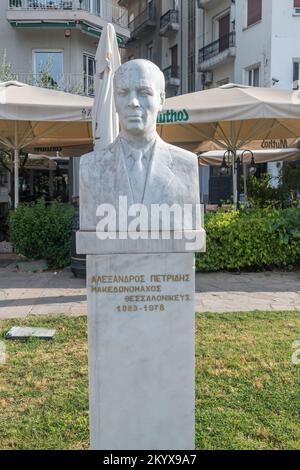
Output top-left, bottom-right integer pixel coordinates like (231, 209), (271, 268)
(163, 66), (180, 86)
(199, 31), (236, 63)
(1, 72), (95, 96)
(8, 0), (128, 29)
(9, 0), (72, 8)
(128, 1), (156, 37)
(160, 9), (179, 30)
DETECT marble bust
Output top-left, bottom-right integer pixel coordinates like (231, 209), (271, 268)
(80, 59), (200, 232)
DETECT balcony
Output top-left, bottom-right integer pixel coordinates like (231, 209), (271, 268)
(2, 72), (96, 96)
(163, 66), (180, 88)
(198, 31), (236, 72)
(129, 1), (156, 39)
(198, 0), (222, 8)
(7, 0), (130, 41)
(159, 9), (179, 37)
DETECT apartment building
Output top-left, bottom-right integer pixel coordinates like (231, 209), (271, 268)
(197, 0), (235, 89)
(198, 0), (300, 202)
(199, 0), (300, 91)
(0, 0), (130, 211)
(1, 0), (129, 93)
(119, 0), (204, 97)
(118, 1), (300, 203)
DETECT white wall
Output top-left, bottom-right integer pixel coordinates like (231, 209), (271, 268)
(234, 0), (272, 87)
(210, 59), (235, 87)
(270, 0), (300, 90)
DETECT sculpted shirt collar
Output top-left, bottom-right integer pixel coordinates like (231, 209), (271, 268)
(119, 134), (157, 164)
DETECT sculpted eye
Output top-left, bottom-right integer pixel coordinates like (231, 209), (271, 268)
(117, 89), (128, 96)
(139, 88), (153, 96)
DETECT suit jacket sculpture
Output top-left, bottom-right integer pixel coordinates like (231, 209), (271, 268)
(80, 134), (199, 231)
(80, 59), (200, 233)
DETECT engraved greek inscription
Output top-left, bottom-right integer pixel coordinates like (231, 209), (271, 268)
(90, 272), (192, 313)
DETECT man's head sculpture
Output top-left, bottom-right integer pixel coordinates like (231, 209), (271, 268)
(113, 59), (166, 138)
(79, 58), (201, 234)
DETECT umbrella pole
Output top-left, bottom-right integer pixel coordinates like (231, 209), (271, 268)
(14, 148), (19, 208)
(232, 149), (238, 210)
(14, 122), (19, 208)
(236, 154), (242, 210)
(243, 162), (247, 203)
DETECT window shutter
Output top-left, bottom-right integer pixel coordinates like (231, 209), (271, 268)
(293, 62), (299, 90)
(293, 62), (299, 81)
(247, 0), (262, 26)
(294, 0), (300, 7)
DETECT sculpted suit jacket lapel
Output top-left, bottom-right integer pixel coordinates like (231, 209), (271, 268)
(105, 135), (176, 206)
(143, 136), (176, 205)
(98, 136), (134, 207)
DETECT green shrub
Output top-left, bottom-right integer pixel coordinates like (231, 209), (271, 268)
(247, 173), (290, 209)
(9, 199), (76, 269)
(196, 207), (300, 272)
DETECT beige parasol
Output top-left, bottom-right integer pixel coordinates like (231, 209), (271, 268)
(0, 81), (93, 207)
(157, 83), (300, 204)
(199, 148), (300, 166)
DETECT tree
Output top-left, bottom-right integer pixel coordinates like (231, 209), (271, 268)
(0, 49), (16, 82)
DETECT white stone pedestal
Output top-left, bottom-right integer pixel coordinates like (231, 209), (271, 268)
(77, 231), (205, 450)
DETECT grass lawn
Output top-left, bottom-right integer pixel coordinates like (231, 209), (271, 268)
(0, 311), (299, 450)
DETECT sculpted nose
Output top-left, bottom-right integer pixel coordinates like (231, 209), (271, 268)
(128, 93), (139, 108)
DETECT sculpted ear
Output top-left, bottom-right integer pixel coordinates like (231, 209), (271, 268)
(159, 91), (166, 111)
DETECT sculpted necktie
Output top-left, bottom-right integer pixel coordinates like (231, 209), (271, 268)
(129, 149), (147, 203)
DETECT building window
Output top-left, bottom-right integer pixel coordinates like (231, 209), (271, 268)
(293, 61), (300, 90)
(83, 54), (95, 96)
(147, 42), (153, 62)
(247, 0), (262, 27)
(218, 13), (230, 51)
(294, 0), (300, 12)
(170, 44), (178, 69)
(83, 0), (102, 16)
(33, 50), (63, 88)
(248, 66), (260, 87)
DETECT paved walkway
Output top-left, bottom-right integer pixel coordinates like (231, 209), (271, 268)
(0, 258), (300, 319)
(195, 271), (300, 312)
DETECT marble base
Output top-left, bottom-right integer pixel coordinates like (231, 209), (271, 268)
(87, 252), (195, 450)
(77, 230), (206, 254)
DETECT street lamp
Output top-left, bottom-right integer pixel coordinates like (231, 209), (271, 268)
(220, 149), (234, 176)
(219, 149), (257, 209)
(241, 150), (256, 175)
(249, 155), (257, 176)
(239, 150), (256, 207)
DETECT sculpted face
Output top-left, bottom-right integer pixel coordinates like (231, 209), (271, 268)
(114, 60), (165, 137)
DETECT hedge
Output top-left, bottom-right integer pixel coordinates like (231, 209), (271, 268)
(9, 199), (76, 269)
(9, 202), (300, 272)
(196, 207), (300, 272)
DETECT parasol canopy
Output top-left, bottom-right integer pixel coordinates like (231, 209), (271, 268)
(0, 81), (93, 206)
